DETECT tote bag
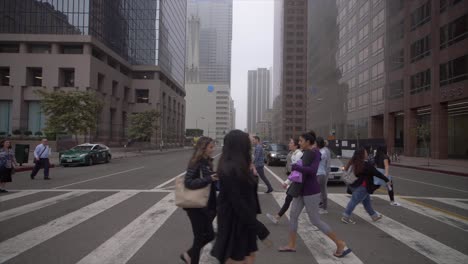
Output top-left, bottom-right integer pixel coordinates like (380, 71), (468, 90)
(174, 170), (210, 208)
(343, 166), (358, 185)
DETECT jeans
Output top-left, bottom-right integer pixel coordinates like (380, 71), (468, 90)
(343, 185), (378, 218)
(256, 166), (273, 191)
(317, 174), (328, 210)
(186, 209), (215, 264)
(31, 158), (50, 178)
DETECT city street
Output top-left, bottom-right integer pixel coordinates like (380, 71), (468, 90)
(1, 149), (467, 264)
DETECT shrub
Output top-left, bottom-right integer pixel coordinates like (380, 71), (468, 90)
(12, 129), (21, 135)
(34, 131), (43, 136)
(0, 131), (6, 136)
(24, 130), (33, 136)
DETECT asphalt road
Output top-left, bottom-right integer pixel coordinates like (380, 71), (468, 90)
(1, 148), (467, 264)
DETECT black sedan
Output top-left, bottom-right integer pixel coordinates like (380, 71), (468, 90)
(264, 143), (289, 166)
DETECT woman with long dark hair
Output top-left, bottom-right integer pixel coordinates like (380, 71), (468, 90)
(211, 130), (261, 264)
(374, 145), (400, 206)
(180, 137), (218, 264)
(0, 140), (16, 193)
(279, 132), (351, 258)
(341, 147), (391, 224)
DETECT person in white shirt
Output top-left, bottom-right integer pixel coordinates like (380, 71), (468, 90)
(30, 139), (51, 180)
(316, 137), (331, 214)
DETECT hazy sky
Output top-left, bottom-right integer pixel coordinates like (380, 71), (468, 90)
(231, 0), (274, 131)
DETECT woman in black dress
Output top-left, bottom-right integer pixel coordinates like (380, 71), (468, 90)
(0, 140), (16, 193)
(211, 130), (260, 264)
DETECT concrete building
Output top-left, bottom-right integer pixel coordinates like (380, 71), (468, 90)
(384, 0), (468, 159)
(185, 0), (235, 141)
(272, 0), (284, 143)
(247, 68), (271, 134)
(0, 0), (187, 146)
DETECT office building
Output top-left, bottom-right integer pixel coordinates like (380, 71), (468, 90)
(247, 68), (271, 134)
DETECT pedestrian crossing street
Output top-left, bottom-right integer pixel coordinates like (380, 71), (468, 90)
(1, 189), (467, 264)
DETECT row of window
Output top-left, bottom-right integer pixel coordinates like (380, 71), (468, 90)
(341, 59), (385, 80)
(339, 10), (384, 41)
(339, 33), (384, 60)
(347, 87), (384, 111)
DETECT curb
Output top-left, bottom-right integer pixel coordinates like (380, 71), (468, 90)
(392, 163), (468, 177)
(15, 164), (56, 173)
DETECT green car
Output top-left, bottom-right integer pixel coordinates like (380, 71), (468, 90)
(60, 143), (111, 167)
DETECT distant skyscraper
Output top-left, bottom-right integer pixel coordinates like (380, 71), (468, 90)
(247, 68), (271, 134)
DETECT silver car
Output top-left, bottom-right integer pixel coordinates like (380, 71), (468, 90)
(328, 151), (345, 183)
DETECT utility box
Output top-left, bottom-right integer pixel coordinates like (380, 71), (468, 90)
(15, 144), (30, 166)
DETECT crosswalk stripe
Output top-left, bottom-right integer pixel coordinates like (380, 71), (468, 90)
(76, 193), (177, 264)
(199, 217), (218, 263)
(328, 194), (468, 264)
(430, 198), (468, 211)
(393, 197), (468, 231)
(0, 191), (89, 222)
(0, 191), (137, 263)
(272, 192), (364, 264)
(0, 190), (40, 202)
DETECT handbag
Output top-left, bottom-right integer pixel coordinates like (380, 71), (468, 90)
(286, 181), (303, 198)
(174, 169), (211, 208)
(34, 146), (47, 164)
(343, 166), (358, 185)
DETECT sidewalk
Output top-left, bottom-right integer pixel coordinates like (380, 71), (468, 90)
(391, 156), (468, 177)
(14, 146), (193, 172)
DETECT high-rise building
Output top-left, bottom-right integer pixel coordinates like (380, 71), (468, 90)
(0, 0), (187, 145)
(384, 0), (468, 159)
(272, 0), (284, 143)
(185, 0), (234, 143)
(247, 68), (271, 134)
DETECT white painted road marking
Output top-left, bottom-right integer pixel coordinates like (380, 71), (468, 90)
(328, 194), (468, 264)
(0, 190), (40, 202)
(53, 167), (145, 189)
(393, 176), (468, 193)
(76, 193), (177, 264)
(272, 192), (364, 264)
(0, 191), (137, 263)
(0, 190), (88, 222)
(431, 198), (468, 211)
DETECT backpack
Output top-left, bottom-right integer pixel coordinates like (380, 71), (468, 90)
(343, 166), (358, 185)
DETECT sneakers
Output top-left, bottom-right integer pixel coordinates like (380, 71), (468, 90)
(341, 217), (356, 224)
(319, 208), (328, 214)
(266, 213), (279, 224)
(372, 214), (383, 222)
(390, 201), (401, 206)
(265, 189), (273, 194)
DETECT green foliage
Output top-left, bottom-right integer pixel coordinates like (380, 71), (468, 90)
(34, 131), (43, 136)
(128, 110), (160, 141)
(24, 130), (32, 136)
(185, 129), (203, 137)
(12, 129), (21, 135)
(37, 90), (103, 139)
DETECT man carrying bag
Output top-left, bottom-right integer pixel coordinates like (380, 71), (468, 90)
(31, 139), (51, 180)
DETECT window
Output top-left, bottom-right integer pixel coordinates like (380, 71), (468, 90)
(372, 87), (384, 104)
(124, 86), (130, 101)
(440, 14), (468, 49)
(62, 45), (83, 54)
(371, 61), (385, 80)
(59, 68), (75, 87)
(112, 81), (118, 96)
(132, 72), (155, 80)
(348, 15), (357, 31)
(27, 68), (42, 86)
(373, 0), (383, 6)
(389, 49), (404, 71)
(358, 47), (369, 64)
(135, 89), (149, 103)
(411, 1), (431, 30)
(441, 0), (464, 13)
(358, 24), (369, 42)
(29, 44), (50, 54)
(358, 70), (369, 85)
(348, 78), (356, 89)
(388, 80), (404, 99)
(440, 55), (467, 86)
(0, 43), (19, 53)
(389, 20), (405, 42)
(410, 35), (431, 62)
(97, 73), (105, 91)
(0, 68), (10, 86)
(348, 0), (357, 10)
(28, 101), (45, 133)
(348, 57), (356, 71)
(372, 10), (385, 31)
(372, 36), (384, 55)
(348, 36), (357, 50)
(359, 2), (370, 20)
(358, 93), (369, 107)
(410, 69), (431, 94)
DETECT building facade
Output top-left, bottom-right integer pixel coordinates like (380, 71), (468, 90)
(384, 0), (468, 159)
(247, 68), (271, 134)
(184, 0), (235, 141)
(0, 0), (187, 146)
(272, 0), (284, 143)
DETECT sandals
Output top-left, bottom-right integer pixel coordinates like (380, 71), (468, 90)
(278, 246), (296, 252)
(334, 248), (352, 258)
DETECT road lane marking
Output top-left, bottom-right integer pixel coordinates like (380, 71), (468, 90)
(0, 191), (137, 263)
(0, 191), (88, 222)
(430, 198), (468, 211)
(379, 197), (468, 231)
(53, 167), (145, 189)
(0, 190), (40, 202)
(272, 192), (364, 264)
(264, 166), (286, 184)
(76, 193), (177, 264)
(393, 176), (468, 193)
(152, 153), (222, 190)
(328, 194), (468, 264)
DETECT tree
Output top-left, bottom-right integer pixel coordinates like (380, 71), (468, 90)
(37, 90), (103, 143)
(128, 110), (160, 142)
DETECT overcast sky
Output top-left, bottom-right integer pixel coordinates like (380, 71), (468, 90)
(231, 0), (274, 131)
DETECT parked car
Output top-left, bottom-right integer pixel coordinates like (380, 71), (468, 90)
(60, 143), (111, 167)
(262, 141), (271, 149)
(264, 143), (288, 166)
(328, 150), (345, 183)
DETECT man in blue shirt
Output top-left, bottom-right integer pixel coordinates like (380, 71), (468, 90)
(31, 139), (51, 180)
(252, 136), (273, 193)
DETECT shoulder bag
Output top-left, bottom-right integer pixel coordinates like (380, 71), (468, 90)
(286, 181), (303, 198)
(174, 169), (210, 208)
(343, 166), (358, 185)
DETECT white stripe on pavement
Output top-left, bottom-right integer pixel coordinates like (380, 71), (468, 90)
(378, 196), (468, 232)
(328, 194), (468, 264)
(76, 192), (177, 264)
(272, 192), (364, 264)
(53, 167), (145, 189)
(264, 166), (286, 184)
(0, 190), (40, 202)
(199, 217), (218, 264)
(0, 191), (88, 222)
(431, 198), (468, 211)
(0, 191), (137, 263)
